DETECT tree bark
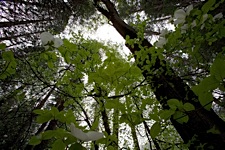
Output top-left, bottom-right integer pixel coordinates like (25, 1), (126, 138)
(130, 124), (141, 150)
(94, 0), (225, 149)
(112, 108), (119, 149)
(26, 99), (64, 150)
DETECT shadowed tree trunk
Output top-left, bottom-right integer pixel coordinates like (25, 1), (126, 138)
(26, 99), (65, 150)
(112, 109), (119, 149)
(130, 124), (141, 150)
(94, 0), (225, 149)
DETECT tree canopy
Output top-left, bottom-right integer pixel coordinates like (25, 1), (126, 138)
(0, 0), (225, 149)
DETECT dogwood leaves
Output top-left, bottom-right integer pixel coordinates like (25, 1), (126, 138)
(150, 122), (161, 139)
(0, 50), (17, 79)
(70, 123), (104, 142)
(192, 56), (225, 110)
(160, 99), (195, 124)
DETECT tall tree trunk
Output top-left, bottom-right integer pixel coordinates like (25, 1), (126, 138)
(26, 99), (64, 150)
(94, 0), (225, 149)
(130, 124), (141, 150)
(112, 108), (119, 149)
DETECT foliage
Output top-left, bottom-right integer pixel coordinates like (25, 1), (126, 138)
(1, 0), (225, 149)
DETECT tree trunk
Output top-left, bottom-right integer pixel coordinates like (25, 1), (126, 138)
(130, 124), (140, 150)
(112, 109), (119, 149)
(26, 99), (65, 150)
(94, 0), (225, 149)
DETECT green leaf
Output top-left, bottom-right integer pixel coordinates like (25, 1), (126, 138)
(96, 138), (107, 144)
(54, 128), (68, 139)
(199, 92), (213, 110)
(91, 117), (99, 130)
(108, 135), (118, 143)
(52, 139), (66, 150)
(167, 99), (182, 110)
(47, 61), (54, 69)
(64, 51), (71, 63)
(51, 107), (59, 117)
(192, 76), (220, 95)
(2, 51), (14, 61)
(173, 111), (189, 124)
(36, 111), (53, 123)
(108, 146), (116, 150)
(201, 0), (216, 13)
(65, 110), (76, 124)
(183, 103), (195, 111)
(149, 114), (160, 121)
(33, 109), (44, 115)
(210, 57), (225, 81)
(120, 114), (129, 124)
(0, 43), (6, 50)
(159, 109), (175, 120)
(69, 143), (86, 150)
(0, 74), (7, 80)
(219, 27), (225, 37)
(105, 100), (117, 109)
(40, 53), (48, 60)
(207, 125), (221, 134)
(64, 135), (76, 145)
(29, 136), (41, 146)
(55, 111), (66, 123)
(150, 122), (161, 139)
(130, 112), (143, 125)
(42, 130), (55, 140)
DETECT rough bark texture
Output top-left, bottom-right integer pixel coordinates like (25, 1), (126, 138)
(94, 0), (225, 149)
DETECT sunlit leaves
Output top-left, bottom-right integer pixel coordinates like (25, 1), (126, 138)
(36, 111), (53, 124)
(199, 92), (213, 110)
(33, 108), (63, 123)
(183, 103), (195, 111)
(55, 111), (67, 123)
(0, 43), (6, 50)
(2, 51), (15, 61)
(201, 0), (216, 13)
(159, 109), (175, 120)
(42, 130), (55, 140)
(150, 122), (161, 139)
(0, 51), (17, 79)
(29, 136), (41, 146)
(192, 71), (222, 110)
(52, 139), (66, 150)
(210, 57), (225, 81)
(51, 107), (59, 117)
(166, 100), (194, 123)
(105, 100), (119, 109)
(69, 143), (86, 150)
(29, 129), (77, 148)
(192, 79), (214, 110)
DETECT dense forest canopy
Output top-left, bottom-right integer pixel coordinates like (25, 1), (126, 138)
(0, 0), (225, 149)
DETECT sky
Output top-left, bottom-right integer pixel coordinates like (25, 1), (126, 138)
(93, 24), (131, 56)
